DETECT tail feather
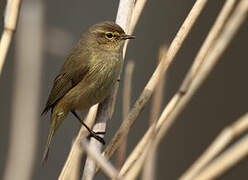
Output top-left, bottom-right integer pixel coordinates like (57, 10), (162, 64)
(42, 128), (55, 166)
(42, 103), (69, 166)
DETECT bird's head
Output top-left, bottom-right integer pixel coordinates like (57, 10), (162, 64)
(84, 21), (135, 52)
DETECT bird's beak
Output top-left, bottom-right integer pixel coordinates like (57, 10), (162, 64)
(120, 34), (136, 40)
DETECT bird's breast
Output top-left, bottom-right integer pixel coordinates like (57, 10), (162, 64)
(74, 52), (122, 109)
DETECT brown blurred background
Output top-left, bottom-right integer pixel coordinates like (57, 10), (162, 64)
(0, 0), (248, 179)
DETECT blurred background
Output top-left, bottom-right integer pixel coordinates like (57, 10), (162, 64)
(0, 0), (248, 179)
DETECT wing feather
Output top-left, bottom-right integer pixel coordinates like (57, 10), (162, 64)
(42, 41), (90, 115)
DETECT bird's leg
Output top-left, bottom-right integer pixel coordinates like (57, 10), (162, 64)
(71, 111), (105, 145)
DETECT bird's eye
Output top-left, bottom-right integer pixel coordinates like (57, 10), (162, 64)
(105, 33), (114, 39)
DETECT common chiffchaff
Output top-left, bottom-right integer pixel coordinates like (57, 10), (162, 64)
(42, 21), (135, 164)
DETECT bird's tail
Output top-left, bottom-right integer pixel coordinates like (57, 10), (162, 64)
(42, 127), (55, 166)
(42, 105), (69, 166)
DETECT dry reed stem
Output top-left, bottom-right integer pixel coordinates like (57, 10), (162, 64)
(154, 0), (248, 173)
(58, 104), (98, 180)
(116, 61), (135, 170)
(82, 103), (110, 180)
(119, 0), (243, 175)
(81, 0), (135, 179)
(149, 45), (167, 125)
(180, 0), (236, 92)
(3, 2), (43, 180)
(0, 0), (21, 75)
(122, 0), (148, 60)
(129, 0), (147, 34)
(59, 141), (82, 180)
(81, 138), (122, 180)
(124, 138), (152, 180)
(123, 115), (170, 180)
(103, 0), (208, 167)
(180, 112), (248, 180)
(194, 134), (248, 180)
(121, 45), (167, 177)
(119, 125), (153, 175)
(122, 112), (161, 179)
(141, 144), (157, 180)
(177, 1), (238, 179)
(142, 45), (167, 180)
(119, 91), (179, 176)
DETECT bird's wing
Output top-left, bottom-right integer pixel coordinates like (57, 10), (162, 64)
(42, 43), (90, 115)
(41, 66), (88, 115)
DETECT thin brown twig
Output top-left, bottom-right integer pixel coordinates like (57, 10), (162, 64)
(102, 0), (208, 166)
(116, 61), (135, 170)
(180, 112), (248, 180)
(0, 0), (22, 75)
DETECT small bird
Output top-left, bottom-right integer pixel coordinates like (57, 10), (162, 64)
(42, 21), (135, 164)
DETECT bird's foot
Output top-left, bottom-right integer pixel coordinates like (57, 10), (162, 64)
(87, 131), (106, 145)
